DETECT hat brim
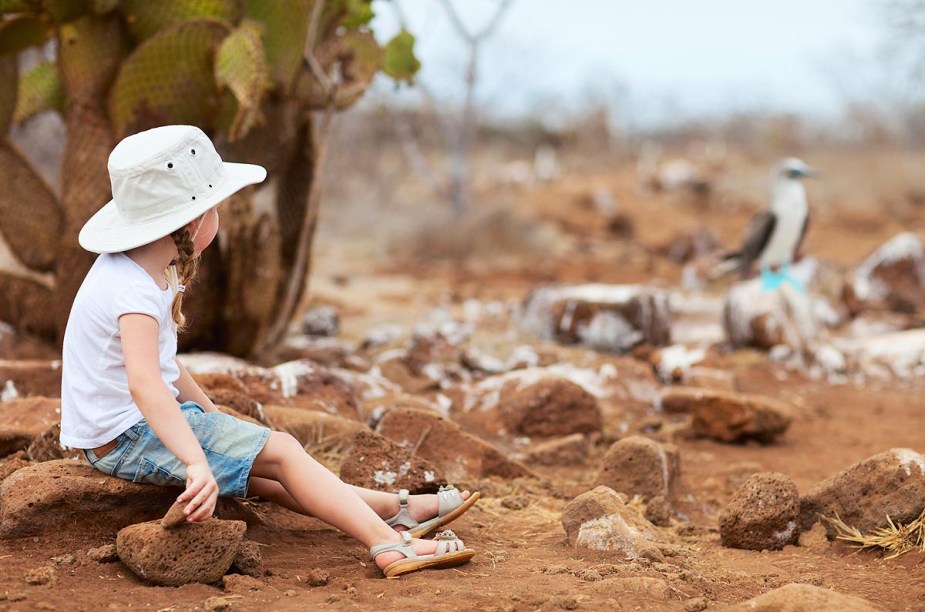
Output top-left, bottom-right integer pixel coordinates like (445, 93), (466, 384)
(78, 161), (267, 254)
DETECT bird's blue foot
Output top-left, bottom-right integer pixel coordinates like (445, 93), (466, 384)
(760, 264), (806, 293)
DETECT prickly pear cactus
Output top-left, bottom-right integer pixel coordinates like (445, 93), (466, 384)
(0, 0), (420, 356)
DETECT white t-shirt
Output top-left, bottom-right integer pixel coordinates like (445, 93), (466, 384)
(60, 253), (180, 448)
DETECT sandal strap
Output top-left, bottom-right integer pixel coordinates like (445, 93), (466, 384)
(384, 489), (419, 529)
(436, 485), (463, 518)
(434, 529), (465, 556)
(370, 530), (416, 561)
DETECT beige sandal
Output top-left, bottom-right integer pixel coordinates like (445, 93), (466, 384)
(385, 485), (481, 538)
(370, 530), (475, 578)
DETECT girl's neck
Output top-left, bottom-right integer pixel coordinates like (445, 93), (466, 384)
(123, 237), (178, 290)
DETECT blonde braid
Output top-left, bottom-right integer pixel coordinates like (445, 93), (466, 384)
(169, 226), (199, 330)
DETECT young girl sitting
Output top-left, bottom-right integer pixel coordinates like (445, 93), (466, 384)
(59, 125), (479, 578)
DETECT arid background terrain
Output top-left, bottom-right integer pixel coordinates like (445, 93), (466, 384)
(1, 102), (925, 611)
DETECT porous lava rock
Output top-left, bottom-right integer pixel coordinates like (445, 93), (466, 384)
(27, 423), (79, 462)
(375, 407), (535, 482)
(262, 404), (367, 450)
(843, 232), (925, 315)
(723, 281), (818, 350)
(560, 486), (664, 561)
(0, 451), (29, 483)
(593, 435), (680, 501)
(231, 540), (263, 577)
(521, 284), (672, 352)
(359, 393), (445, 428)
(723, 583), (883, 611)
(339, 429), (447, 493)
(0, 396), (60, 457)
(0, 460), (178, 538)
(525, 433), (590, 466)
(116, 519), (247, 586)
(719, 472), (801, 550)
(660, 387), (792, 443)
(800, 448), (925, 537)
(210, 389), (267, 424)
(0, 360), (62, 398)
(459, 370), (602, 439)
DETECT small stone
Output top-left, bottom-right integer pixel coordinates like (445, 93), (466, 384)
(732, 583), (880, 610)
(561, 486), (665, 561)
(161, 502), (187, 529)
(306, 568), (330, 587)
(49, 554), (74, 566)
(231, 540), (263, 578)
(87, 544), (119, 563)
(345, 586), (359, 598)
(222, 574), (264, 593)
(203, 595), (237, 611)
(644, 495), (673, 527)
(285, 590), (299, 597)
(684, 596), (709, 611)
(594, 435), (680, 501)
(501, 495), (530, 511)
(525, 434), (590, 466)
(23, 566), (56, 586)
(720, 472), (801, 551)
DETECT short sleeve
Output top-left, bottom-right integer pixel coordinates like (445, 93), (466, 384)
(112, 282), (165, 322)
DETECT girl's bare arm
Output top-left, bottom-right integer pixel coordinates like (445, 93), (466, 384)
(120, 313), (217, 521)
(174, 357), (219, 413)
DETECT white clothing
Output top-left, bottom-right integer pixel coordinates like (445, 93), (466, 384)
(60, 253), (180, 448)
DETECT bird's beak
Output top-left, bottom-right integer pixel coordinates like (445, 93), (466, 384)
(798, 165), (820, 179)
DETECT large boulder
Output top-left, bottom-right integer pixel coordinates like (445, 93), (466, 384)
(520, 284), (672, 352)
(375, 407), (535, 482)
(722, 584), (883, 611)
(339, 430), (447, 493)
(719, 472), (801, 550)
(457, 369), (602, 439)
(560, 486), (665, 561)
(723, 280), (819, 350)
(184, 357), (361, 421)
(0, 360), (62, 399)
(844, 232), (925, 315)
(800, 448), (925, 536)
(660, 387), (792, 443)
(116, 519), (247, 586)
(0, 461), (177, 538)
(262, 404), (367, 450)
(593, 436), (680, 501)
(0, 396), (60, 457)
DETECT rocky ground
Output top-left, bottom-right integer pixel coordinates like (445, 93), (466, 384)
(1, 152), (925, 610)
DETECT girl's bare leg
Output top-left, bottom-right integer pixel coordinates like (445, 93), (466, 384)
(247, 474), (471, 523)
(248, 432), (439, 569)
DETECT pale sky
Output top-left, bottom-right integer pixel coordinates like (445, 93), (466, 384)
(370, 0), (888, 127)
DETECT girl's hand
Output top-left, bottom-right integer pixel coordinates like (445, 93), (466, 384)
(178, 460), (218, 522)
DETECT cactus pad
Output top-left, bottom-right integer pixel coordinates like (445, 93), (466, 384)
(120, 0), (240, 43)
(0, 141), (63, 272)
(0, 55), (16, 132)
(0, 16), (49, 54)
(14, 60), (63, 125)
(382, 29), (419, 82)
(109, 18), (232, 137)
(243, 0), (310, 92)
(215, 18), (269, 141)
(58, 15), (129, 101)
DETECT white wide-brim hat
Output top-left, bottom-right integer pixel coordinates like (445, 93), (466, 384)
(79, 125), (267, 254)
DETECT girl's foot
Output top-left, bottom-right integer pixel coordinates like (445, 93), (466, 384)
(385, 489), (473, 527)
(372, 534), (440, 570)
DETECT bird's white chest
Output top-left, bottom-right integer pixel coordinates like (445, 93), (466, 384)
(760, 183), (808, 267)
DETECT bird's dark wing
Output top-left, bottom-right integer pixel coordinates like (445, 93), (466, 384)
(737, 210), (776, 276)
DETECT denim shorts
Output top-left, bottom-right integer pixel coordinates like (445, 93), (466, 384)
(83, 402), (271, 498)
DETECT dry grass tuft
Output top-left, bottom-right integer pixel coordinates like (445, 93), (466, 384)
(824, 509), (925, 559)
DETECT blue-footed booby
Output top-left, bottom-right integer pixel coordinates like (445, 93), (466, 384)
(724, 158), (819, 290)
